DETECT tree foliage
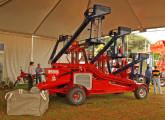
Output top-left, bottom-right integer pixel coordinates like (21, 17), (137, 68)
(104, 34), (163, 66)
(105, 34), (151, 55)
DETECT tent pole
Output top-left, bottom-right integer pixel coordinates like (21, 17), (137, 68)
(127, 35), (128, 61)
(31, 35), (34, 61)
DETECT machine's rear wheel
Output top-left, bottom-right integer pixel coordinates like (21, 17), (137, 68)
(66, 86), (86, 106)
(160, 79), (165, 87)
(134, 86), (148, 99)
(138, 77), (146, 83)
(151, 78), (153, 85)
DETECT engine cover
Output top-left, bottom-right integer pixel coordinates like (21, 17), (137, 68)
(74, 73), (92, 90)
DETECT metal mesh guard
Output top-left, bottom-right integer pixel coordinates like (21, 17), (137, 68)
(74, 73), (92, 90)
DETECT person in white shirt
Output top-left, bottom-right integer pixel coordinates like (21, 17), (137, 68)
(28, 62), (34, 90)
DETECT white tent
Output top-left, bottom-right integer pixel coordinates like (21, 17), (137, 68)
(0, 0), (165, 81)
(1, 0), (165, 38)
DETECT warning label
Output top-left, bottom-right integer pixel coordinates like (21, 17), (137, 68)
(52, 75), (56, 81)
(48, 70), (59, 75)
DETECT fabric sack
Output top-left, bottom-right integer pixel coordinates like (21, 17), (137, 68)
(5, 89), (49, 116)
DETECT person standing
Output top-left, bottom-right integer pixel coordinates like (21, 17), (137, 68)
(152, 66), (162, 94)
(35, 63), (43, 84)
(145, 66), (152, 91)
(28, 62), (34, 90)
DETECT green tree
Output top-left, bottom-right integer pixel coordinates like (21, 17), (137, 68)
(105, 34), (151, 55)
(104, 34), (152, 74)
(150, 52), (161, 66)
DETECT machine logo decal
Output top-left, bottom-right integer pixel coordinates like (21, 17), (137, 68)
(52, 75), (56, 81)
(48, 70), (59, 75)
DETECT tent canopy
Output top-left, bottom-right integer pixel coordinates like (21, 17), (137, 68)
(0, 0), (165, 39)
(1, 0), (165, 81)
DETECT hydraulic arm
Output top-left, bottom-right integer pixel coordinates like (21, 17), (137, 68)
(91, 27), (131, 64)
(52, 5), (111, 63)
(49, 35), (70, 63)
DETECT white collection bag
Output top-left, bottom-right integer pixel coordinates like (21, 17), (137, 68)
(5, 89), (49, 116)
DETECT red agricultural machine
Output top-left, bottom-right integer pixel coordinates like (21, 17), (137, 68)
(31, 5), (149, 105)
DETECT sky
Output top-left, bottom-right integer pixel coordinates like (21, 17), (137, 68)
(132, 27), (165, 44)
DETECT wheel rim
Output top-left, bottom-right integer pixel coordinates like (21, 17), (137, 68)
(73, 92), (83, 103)
(139, 78), (145, 83)
(74, 93), (78, 98)
(160, 80), (165, 86)
(139, 88), (146, 98)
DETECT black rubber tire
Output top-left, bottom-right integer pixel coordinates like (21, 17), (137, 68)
(151, 78), (153, 85)
(134, 86), (148, 99)
(56, 92), (66, 97)
(66, 86), (86, 106)
(160, 79), (165, 87)
(138, 77), (146, 83)
(14, 79), (20, 86)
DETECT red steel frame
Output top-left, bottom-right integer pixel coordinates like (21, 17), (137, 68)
(36, 42), (148, 96)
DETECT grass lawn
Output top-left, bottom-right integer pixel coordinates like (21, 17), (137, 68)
(1, 84), (165, 120)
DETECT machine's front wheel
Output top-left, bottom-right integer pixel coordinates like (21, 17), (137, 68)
(66, 86), (86, 106)
(134, 86), (148, 99)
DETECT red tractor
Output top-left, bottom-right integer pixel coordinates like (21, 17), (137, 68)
(31, 5), (149, 106)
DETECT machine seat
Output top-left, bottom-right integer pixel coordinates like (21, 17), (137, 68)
(108, 53), (125, 59)
(85, 38), (105, 46)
